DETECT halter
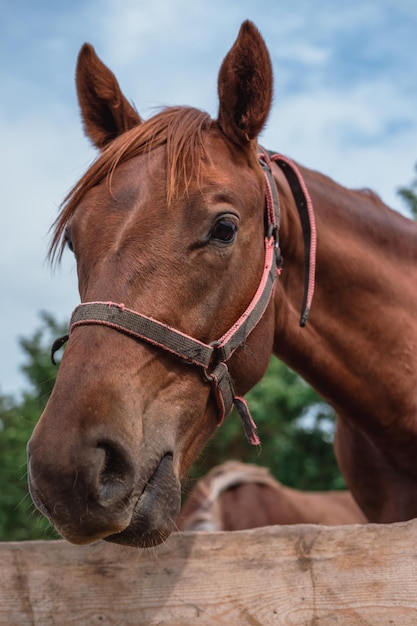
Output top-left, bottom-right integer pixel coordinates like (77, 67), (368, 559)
(51, 152), (316, 445)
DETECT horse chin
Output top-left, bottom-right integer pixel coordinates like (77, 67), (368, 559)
(104, 452), (181, 548)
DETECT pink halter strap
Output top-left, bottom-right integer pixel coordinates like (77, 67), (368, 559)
(259, 149), (317, 327)
(51, 153), (316, 445)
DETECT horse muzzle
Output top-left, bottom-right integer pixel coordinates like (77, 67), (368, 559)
(27, 431), (181, 547)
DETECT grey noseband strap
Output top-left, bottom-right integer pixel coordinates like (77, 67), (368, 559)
(70, 302), (214, 368)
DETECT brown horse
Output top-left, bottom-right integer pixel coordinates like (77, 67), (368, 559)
(177, 461), (367, 531)
(28, 21), (417, 548)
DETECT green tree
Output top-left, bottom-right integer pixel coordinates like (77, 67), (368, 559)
(398, 163), (417, 218)
(0, 313), (64, 540)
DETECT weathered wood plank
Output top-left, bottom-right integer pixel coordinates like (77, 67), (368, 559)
(1, 521), (417, 625)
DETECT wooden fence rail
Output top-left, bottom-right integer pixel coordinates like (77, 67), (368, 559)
(1, 520), (417, 625)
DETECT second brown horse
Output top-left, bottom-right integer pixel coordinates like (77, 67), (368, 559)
(178, 462), (366, 531)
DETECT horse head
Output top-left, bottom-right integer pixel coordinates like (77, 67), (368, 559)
(27, 21), (277, 547)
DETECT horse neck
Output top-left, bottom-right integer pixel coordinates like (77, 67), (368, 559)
(273, 163), (417, 418)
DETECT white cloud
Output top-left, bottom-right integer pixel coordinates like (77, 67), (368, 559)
(262, 79), (417, 211)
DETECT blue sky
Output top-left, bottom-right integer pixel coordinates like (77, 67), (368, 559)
(1, 0), (417, 395)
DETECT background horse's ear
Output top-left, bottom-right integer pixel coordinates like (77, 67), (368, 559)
(76, 44), (142, 149)
(217, 21), (273, 146)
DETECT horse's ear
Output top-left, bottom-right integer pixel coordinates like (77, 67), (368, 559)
(217, 21), (273, 146)
(76, 43), (142, 149)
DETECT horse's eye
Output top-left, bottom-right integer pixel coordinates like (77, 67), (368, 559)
(64, 231), (74, 253)
(210, 218), (238, 244)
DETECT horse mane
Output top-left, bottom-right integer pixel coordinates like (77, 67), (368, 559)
(49, 106), (213, 263)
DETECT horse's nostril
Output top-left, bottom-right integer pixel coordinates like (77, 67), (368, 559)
(96, 441), (134, 505)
